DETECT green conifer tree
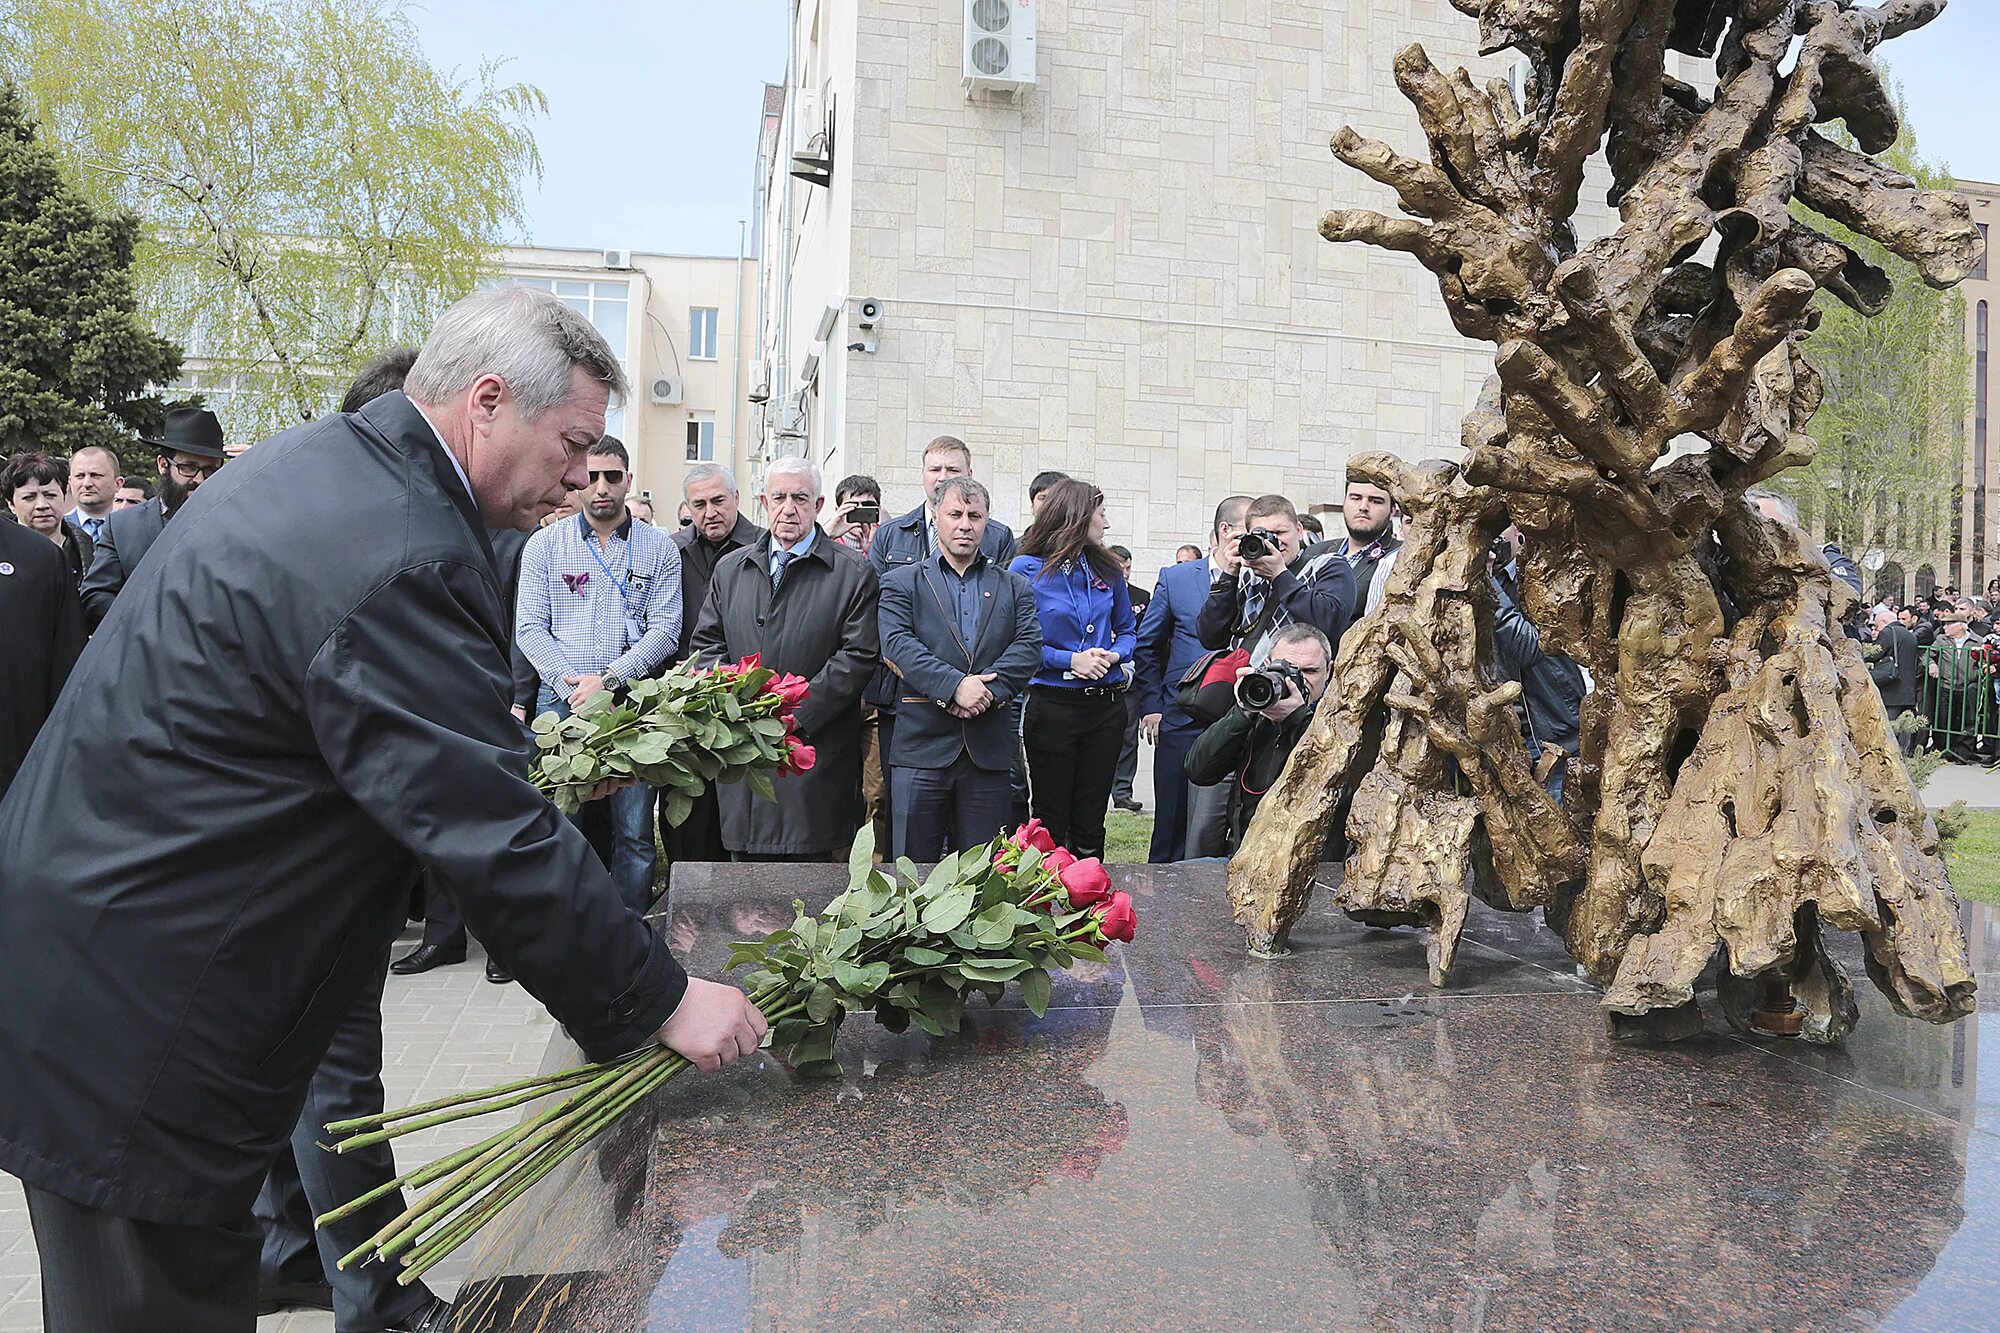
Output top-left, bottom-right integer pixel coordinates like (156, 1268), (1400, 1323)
(0, 77), (180, 465)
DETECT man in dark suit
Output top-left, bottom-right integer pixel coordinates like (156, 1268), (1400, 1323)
(0, 287), (765, 1333)
(1133, 496), (1248, 862)
(866, 436), (1017, 817)
(667, 462), (763, 862)
(878, 478), (1042, 860)
(0, 517), (83, 803)
(79, 404), (228, 631)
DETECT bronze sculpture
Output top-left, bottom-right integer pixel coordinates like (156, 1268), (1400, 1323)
(1228, 0), (1979, 1042)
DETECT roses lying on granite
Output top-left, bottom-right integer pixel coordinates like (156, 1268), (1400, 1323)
(316, 823), (1138, 1282)
(531, 654), (814, 816)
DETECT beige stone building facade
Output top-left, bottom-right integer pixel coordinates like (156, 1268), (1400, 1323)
(1951, 178), (1998, 596)
(178, 245), (759, 507)
(753, 0), (1613, 568)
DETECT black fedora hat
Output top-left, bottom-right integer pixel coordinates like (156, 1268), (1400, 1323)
(146, 405), (227, 460)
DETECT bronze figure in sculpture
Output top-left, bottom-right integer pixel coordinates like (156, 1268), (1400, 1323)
(1228, 0), (1979, 1042)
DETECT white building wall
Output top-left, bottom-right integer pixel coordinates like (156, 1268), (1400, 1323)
(761, 0), (1622, 568)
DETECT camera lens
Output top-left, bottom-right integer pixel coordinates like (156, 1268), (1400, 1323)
(1239, 532), (1269, 560)
(1235, 669), (1280, 711)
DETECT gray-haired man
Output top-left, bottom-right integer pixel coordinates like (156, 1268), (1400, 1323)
(668, 462), (763, 861)
(689, 458), (881, 859)
(0, 286), (766, 1333)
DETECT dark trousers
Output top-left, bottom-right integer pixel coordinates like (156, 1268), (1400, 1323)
(1112, 689), (1144, 802)
(25, 1184), (260, 1333)
(1023, 686), (1126, 860)
(877, 708), (898, 834)
(254, 955), (434, 1332)
(419, 876), (465, 949)
(1148, 723), (1200, 862)
(664, 786), (727, 863)
(890, 753), (1013, 861)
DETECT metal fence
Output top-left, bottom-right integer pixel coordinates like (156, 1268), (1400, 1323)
(1917, 642), (1997, 754)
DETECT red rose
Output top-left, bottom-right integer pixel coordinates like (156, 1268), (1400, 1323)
(781, 741), (816, 775)
(1057, 857), (1113, 907)
(1043, 847), (1077, 876)
(1090, 890), (1137, 943)
(1011, 819), (1058, 853)
(770, 673), (812, 710)
(725, 652), (762, 676)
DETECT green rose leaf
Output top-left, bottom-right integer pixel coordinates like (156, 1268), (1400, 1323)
(1018, 967), (1052, 1018)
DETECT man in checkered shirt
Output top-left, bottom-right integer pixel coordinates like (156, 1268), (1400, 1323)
(516, 436), (682, 912)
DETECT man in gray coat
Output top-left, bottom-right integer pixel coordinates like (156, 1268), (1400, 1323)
(689, 457), (880, 859)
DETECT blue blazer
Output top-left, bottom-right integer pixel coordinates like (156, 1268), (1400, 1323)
(1133, 557), (1218, 733)
(865, 503), (1017, 710)
(878, 557), (1042, 771)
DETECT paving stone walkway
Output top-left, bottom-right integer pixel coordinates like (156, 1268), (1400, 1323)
(0, 925), (555, 1333)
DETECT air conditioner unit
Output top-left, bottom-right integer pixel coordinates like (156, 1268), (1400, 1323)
(772, 389), (810, 439)
(648, 375), (683, 406)
(602, 248), (633, 270)
(963, 0), (1036, 98)
(747, 378), (771, 405)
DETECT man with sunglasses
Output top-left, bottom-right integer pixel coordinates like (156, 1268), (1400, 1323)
(515, 436), (682, 913)
(80, 404), (228, 631)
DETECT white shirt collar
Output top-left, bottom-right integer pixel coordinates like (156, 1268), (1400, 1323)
(410, 400), (476, 505)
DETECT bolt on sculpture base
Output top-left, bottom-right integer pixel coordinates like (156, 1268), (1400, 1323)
(1228, 0), (1979, 1042)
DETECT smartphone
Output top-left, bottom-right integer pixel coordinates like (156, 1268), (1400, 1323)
(847, 502), (880, 525)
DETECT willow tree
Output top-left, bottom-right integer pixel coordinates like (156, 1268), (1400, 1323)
(1779, 123), (1970, 573)
(1230, 0), (1979, 1044)
(0, 0), (543, 442)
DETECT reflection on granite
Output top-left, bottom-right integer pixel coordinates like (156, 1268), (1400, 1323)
(451, 864), (1994, 1332)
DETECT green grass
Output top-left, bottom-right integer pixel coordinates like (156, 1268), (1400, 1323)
(1105, 810), (1155, 865)
(1946, 810), (2000, 905)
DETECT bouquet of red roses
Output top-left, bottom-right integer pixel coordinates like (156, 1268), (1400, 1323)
(316, 821), (1137, 1282)
(530, 653), (814, 817)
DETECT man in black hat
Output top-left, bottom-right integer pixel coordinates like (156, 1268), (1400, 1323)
(79, 403), (229, 630)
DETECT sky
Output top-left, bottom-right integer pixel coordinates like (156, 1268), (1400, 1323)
(399, 1), (2000, 259)
(401, 0), (789, 257)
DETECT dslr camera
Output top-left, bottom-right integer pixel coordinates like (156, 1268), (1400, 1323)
(1237, 528), (1282, 562)
(1235, 659), (1306, 712)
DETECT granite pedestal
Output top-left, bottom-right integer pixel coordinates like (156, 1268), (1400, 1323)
(448, 864), (1996, 1332)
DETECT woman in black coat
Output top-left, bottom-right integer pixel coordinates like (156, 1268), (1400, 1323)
(2, 452), (93, 589)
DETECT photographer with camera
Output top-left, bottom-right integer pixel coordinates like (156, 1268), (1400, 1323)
(1182, 624), (1334, 853)
(1195, 494), (1355, 663)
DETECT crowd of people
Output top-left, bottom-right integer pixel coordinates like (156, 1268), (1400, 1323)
(2, 281), (1997, 1333)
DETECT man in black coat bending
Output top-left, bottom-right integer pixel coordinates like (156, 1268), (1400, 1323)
(0, 286), (765, 1333)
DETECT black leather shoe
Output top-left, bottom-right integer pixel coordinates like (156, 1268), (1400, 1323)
(257, 1278), (334, 1315)
(390, 942), (466, 975)
(485, 958), (512, 984)
(381, 1295), (456, 1332)
(1112, 796), (1144, 813)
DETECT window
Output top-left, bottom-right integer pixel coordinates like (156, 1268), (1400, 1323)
(685, 413), (716, 462)
(689, 307), (719, 360)
(1978, 223), (1990, 282)
(504, 276), (632, 436)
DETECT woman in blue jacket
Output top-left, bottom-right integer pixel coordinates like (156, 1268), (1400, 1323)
(1009, 479), (1138, 859)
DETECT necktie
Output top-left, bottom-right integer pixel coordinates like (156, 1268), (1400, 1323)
(771, 549), (796, 591)
(1241, 576), (1267, 640)
(83, 517), (104, 542)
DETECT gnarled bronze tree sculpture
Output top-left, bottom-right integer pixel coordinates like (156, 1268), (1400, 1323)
(1229, 0), (1978, 1042)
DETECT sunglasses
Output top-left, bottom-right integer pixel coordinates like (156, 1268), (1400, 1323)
(588, 469), (625, 484)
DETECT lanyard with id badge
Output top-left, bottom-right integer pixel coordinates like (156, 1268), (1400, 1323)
(584, 523), (647, 648)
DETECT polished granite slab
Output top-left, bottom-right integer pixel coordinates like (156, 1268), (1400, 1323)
(449, 864), (1995, 1333)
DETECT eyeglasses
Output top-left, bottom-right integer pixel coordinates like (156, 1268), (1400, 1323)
(588, 469), (625, 484)
(166, 459), (221, 481)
